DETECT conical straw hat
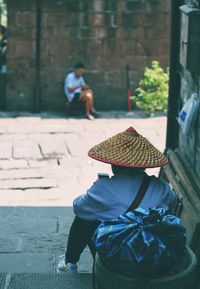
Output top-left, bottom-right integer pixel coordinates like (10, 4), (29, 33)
(88, 127), (168, 168)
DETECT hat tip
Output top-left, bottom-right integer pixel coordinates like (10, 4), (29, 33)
(126, 127), (137, 132)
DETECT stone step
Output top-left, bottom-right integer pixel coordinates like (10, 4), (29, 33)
(0, 207), (93, 274)
(0, 272), (92, 289)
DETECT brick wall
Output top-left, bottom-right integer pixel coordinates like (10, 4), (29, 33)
(6, 0), (171, 111)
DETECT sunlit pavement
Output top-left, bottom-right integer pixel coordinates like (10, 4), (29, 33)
(0, 111), (167, 207)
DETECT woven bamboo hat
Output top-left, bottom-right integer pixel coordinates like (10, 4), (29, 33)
(88, 127), (168, 168)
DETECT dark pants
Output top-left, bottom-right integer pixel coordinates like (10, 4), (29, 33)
(65, 216), (100, 263)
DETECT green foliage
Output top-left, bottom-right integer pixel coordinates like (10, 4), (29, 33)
(0, 0), (5, 14)
(0, 0), (7, 26)
(131, 61), (169, 112)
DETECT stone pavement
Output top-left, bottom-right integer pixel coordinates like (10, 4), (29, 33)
(0, 111), (167, 275)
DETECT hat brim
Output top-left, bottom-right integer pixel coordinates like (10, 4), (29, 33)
(88, 128), (168, 168)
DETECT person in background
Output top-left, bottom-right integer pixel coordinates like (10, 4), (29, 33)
(64, 63), (99, 120)
(57, 127), (177, 274)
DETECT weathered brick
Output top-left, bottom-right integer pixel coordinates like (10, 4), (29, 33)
(86, 40), (102, 56)
(90, 27), (107, 39)
(7, 0), (36, 12)
(122, 12), (144, 29)
(7, 11), (17, 26)
(87, 56), (124, 70)
(15, 40), (35, 57)
(135, 41), (148, 55)
(148, 39), (169, 57)
(88, 13), (104, 26)
(105, 71), (126, 86)
(9, 26), (36, 41)
(85, 72), (105, 84)
(6, 0), (170, 112)
(42, 0), (80, 13)
(16, 12), (36, 27)
(124, 1), (143, 13)
(160, 0), (171, 13)
(102, 39), (125, 56)
(93, 0), (104, 12)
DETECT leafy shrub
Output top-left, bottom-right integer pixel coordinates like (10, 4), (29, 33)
(131, 61), (169, 112)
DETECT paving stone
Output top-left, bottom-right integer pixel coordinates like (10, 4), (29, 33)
(0, 142), (12, 159)
(34, 124), (69, 134)
(20, 234), (68, 254)
(27, 134), (53, 143)
(13, 141), (42, 159)
(0, 188), (63, 206)
(0, 216), (57, 234)
(28, 159), (58, 168)
(0, 178), (57, 189)
(7, 273), (92, 289)
(13, 206), (74, 218)
(0, 168), (54, 180)
(39, 140), (69, 158)
(0, 207), (15, 216)
(0, 273), (6, 289)
(5, 124), (35, 134)
(0, 254), (54, 273)
(78, 249), (93, 273)
(66, 141), (92, 157)
(0, 134), (26, 141)
(59, 157), (92, 168)
(0, 160), (29, 170)
(0, 237), (21, 253)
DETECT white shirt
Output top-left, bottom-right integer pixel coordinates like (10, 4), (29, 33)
(73, 172), (177, 222)
(64, 72), (85, 102)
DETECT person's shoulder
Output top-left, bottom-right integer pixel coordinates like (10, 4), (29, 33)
(66, 70), (74, 79)
(150, 175), (171, 190)
(150, 175), (164, 184)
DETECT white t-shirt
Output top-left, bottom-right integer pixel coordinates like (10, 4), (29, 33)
(64, 71), (85, 102)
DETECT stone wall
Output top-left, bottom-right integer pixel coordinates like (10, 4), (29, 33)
(179, 71), (200, 176)
(178, 1), (200, 177)
(6, 0), (171, 111)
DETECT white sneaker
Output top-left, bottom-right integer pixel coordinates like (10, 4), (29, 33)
(57, 255), (78, 274)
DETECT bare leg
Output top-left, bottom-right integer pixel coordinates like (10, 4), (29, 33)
(79, 89), (95, 118)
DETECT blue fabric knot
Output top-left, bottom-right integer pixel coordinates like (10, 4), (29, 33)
(92, 207), (186, 277)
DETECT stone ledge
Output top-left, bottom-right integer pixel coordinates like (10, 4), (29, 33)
(3, 273), (92, 289)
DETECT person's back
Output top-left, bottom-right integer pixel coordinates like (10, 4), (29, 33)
(73, 168), (176, 222)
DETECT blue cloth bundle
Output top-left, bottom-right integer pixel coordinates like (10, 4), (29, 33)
(93, 207), (186, 277)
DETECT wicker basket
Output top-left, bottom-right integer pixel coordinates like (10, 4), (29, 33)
(94, 246), (197, 289)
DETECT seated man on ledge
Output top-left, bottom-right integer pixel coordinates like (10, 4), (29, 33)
(64, 63), (99, 120)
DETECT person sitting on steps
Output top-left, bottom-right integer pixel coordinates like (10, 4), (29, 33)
(57, 127), (177, 274)
(64, 63), (99, 120)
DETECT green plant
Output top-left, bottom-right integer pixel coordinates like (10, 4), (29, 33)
(131, 60), (169, 112)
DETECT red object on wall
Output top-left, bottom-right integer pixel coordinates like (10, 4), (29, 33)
(126, 65), (131, 112)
